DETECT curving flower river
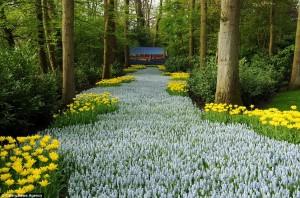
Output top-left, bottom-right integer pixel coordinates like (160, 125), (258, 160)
(46, 67), (300, 197)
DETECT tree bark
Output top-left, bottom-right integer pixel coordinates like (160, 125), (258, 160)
(146, 0), (152, 28)
(102, 0), (116, 79)
(124, 0), (130, 68)
(200, 0), (207, 67)
(215, 0), (242, 105)
(42, 0), (57, 71)
(153, 0), (163, 46)
(188, 0), (195, 60)
(135, 0), (145, 28)
(62, 0), (75, 105)
(268, 0), (274, 56)
(35, 0), (49, 73)
(289, 6), (300, 89)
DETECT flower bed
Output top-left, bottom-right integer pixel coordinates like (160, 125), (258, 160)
(124, 65), (146, 73)
(166, 80), (188, 96)
(0, 135), (60, 197)
(204, 103), (300, 143)
(205, 103), (300, 129)
(96, 76), (135, 87)
(170, 72), (190, 80)
(157, 65), (166, 71)
(52, 92), (119, 127)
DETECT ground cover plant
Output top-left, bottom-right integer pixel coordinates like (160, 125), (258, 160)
(52, 92), (119, 128)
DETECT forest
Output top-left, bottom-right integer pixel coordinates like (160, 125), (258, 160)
(1, 0), (300, 197)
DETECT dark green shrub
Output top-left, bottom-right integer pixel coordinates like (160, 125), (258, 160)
(111, 62), (125, 77)
(165, 56), (192, 72)
(239, 57), (279, 105)
(0, 47), (59, 136)
(270, 45), (294, 83)
(188, 57), (217, 103)
(74, 62), (102, 90)
(188, 54), (285, 105)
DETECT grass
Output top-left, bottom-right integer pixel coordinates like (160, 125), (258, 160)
(266, 90), (300, 110)
(203, 112), (300, 144)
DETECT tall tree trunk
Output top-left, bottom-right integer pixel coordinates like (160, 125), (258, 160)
(110, 0), (116, 65)
(42, 0), (57, 71)
(135, 0), (145, 28)
(200, 0), (207, 67)
(215, 0), (242, 104)
(0, 7), (15, 48)
(289, 6), (300, 89)
(268, 0), (274, 56)
(188, 0), (195, 60)
(153, 0), (163, 46)
(102, 0), (115, 79)
(62, 0), (75, 105)
(35, 0), (49, 73)
(124, 0), (130, 68)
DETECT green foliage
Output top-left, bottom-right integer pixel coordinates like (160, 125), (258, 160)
(75, 63), (101, 90)
(188, 57), (217, 103)
(112, 62), (125, 77)
(165, 56), (191, 72)
(270, 45), (294, 82)
(189, 52), (289, 105)
(159, 0), (189, 56)
(203, 112), (300, 144)
(239, 56), (280, 105)
(0, 47), (59, 136)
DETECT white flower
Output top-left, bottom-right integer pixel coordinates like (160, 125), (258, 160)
(44, 68), (300, 197)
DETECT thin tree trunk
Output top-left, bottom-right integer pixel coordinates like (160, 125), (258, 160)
(42, 0), (57, 71)
(102, 0), (115, 79)
(289, 6), (300, 89)
(103, 0), (110, 79)
(215, 0), (242, 105)
(35, 0), (49, 73)
(153, 0), (163, 46)
(268, 0), (274, 56)
(188, 0), (195, 60)
(0, 7), (15, 48)
(124, 0), (130, 67)
(146, 0), (152, 28)
(62, 0), (75, 104)
(200, 0), (207, 67)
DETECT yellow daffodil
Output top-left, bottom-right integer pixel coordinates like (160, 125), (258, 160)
(0, 173), (12, 181)
(39, 180), (50, 187)
(49, 152), (59, 161)
(5, 179), (15, 186)
(170, 72), (190, 80)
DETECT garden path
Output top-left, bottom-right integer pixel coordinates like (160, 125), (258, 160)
(46, 67), (300, 197)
